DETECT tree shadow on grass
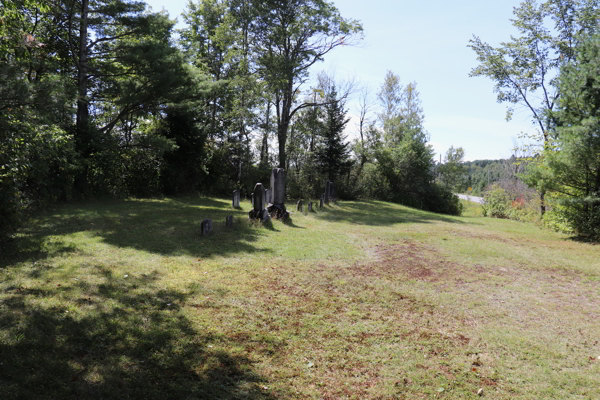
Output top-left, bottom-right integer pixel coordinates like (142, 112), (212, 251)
(566, 235), (599, 245)
(315, 200), (465, 226)
(1, 197), (273, 268)
(0, 268), (286, 400)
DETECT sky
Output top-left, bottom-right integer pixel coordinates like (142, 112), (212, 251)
(145, 0), (540, 161)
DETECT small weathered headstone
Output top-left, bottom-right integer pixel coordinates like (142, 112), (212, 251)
(265, 188), (271, 205)
(232, 190), (240, 208)
(297, 200), (303, 212)
(226, 215), (233, 227)
(319, 194), (324, 209)
(200, 219), (212, 235)
(308, 202), (313, 212)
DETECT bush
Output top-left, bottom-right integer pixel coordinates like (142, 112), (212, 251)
(422, 184), (463, 216)
(559, 196), (600, 239)
(482, 185), (511, 218)
(0, 116), (76, 239)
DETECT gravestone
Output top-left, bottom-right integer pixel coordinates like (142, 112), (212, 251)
(265, 188), (271, 205)
(226, 215), (233, 227)
(308, 202), (313, 212)
(200, 219), (212, 235)
(232, 190), (240, 208)
(267, 168), (289, 220)
(297, 200), (303, 212)
(319, 195), (324, 209)
(249, 183), (266, 220)
(270, 168), (286, 205)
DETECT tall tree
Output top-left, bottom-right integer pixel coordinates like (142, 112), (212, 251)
(316, 82), (352, 181)
(438, 146), (466, 191)
(530, 33), (600, 238)
(251, 0), (362, 168)
(468, 0), (600, 213)
(377, 70), (427, 145)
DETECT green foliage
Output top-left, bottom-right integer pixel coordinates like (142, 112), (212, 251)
(542, 195), (575, 234)
(0, 112), (76, 238)
(469, 0), (600, 216)
(377, 71), (427, 144)
(548, 33), (600, 239)
(482, 186), (512, 218)
(422, 184), (464, 216)
(286, 153), (322, 200)
(522, 33), (600, 240)
(373, 137), (461, 215)
(315, 83), (353, 181)
(482, 184), (540, 222)
(438, 146), (466, 192)
(468, 0), (598, 137)
(250, 0), (363, 168)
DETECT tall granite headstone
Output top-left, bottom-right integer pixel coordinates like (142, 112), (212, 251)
(265, 189), (271, 205)
(267, 168), (289, 220)
(249, 183), (268, 220)
(270, 168), (285, 205)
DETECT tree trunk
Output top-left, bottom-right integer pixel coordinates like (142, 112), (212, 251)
(260, 109), (269, 167)
(74, 0), (89, 194)
(277, 122), (287, 169)
(76, 0), (89, 139)
(540, 190), (545, 216)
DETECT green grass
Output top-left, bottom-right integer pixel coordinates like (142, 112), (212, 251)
(1, 196), (598, 399)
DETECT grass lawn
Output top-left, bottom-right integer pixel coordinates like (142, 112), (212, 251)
(1, 196), (598, 399)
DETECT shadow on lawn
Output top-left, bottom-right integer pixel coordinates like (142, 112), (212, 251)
(315, 200), (464, 226)
(1, 197), (271, 267)
(0, 269), (284, 400)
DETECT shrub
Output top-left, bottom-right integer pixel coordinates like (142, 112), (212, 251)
(422, 184), (463, 216)
(482, 185), (511, 218)
(0, 116), (76, 239)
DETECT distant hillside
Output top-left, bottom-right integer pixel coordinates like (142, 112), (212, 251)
(461, 157), (523, 195)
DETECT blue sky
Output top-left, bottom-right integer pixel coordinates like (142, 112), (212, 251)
(146, 0), (538, 161)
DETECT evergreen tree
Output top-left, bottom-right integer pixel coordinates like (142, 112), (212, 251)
(528, 33), (600, 239)
(316, 84), (352, 181)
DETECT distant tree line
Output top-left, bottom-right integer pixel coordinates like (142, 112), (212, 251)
(0, 0), (462, 240)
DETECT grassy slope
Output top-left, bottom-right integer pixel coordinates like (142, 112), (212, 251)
(0, 197), (598, 399)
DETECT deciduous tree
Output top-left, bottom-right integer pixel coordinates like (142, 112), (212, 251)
(468, 0), (599, 213)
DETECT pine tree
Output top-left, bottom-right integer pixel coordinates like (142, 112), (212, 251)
(316, 84), (352, 181)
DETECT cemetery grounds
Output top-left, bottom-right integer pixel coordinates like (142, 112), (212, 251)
(0, 197), (598, 399)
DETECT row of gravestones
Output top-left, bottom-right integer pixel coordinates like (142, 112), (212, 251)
(232, 176), (336, 214)
(201, 170), (334, 235)
(245, 168), (288, 222)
